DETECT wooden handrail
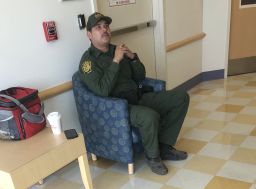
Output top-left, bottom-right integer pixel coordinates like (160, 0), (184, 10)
(166, 32), (206, 52)
(112, 20), (156, 36)
(38, 81), (72, 101)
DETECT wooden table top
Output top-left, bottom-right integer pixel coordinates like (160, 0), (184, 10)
(0, 127), (82, 173)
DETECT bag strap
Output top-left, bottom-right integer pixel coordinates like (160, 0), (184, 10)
(0, 87), (27, 96)
(0, 94), (45, 123)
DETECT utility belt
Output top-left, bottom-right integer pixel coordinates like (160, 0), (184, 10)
(117, 85), (154, 105)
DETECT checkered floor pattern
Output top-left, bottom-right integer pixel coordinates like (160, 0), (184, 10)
(30, 73), (256, 189)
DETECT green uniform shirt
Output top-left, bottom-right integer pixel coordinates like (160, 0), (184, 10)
(79, 44), (146, 98)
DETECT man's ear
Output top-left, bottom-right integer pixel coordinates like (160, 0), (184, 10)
(87, 31), (92, 40)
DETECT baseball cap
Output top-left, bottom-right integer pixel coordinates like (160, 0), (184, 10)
(86, 12), (112, 31)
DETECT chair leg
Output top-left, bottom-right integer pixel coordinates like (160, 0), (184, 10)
(91, 153), (97, 161)
(128, 163), (134, 175)
(38, 179), (44, 185)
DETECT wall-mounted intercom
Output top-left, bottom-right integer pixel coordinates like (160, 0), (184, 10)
(42, 21), (58, 42)
(77, 14), (86, 30)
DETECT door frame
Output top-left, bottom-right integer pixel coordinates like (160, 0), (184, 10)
(152, 0), (166, 80)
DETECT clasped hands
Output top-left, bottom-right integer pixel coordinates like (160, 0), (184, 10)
(113, 43), (135, 64)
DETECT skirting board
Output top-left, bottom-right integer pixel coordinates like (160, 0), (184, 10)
(228, 56), (256, 76)
(173, 69), (225, 91)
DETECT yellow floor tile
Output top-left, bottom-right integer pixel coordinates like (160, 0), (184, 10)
(248, 99), (256, 106)
(233, 114), (256, 125)
(161, 185), (181, 189)
(204, 96), (227, 103)
(217, 104), (244, 113)
(175, 138), (207, 154)
(226, 85), (242, 91)
(233, 92), (256, 99)
(211, 132), (246, 146)
(196, 119), (227, 131)
(206, 78), (224, 84)
(187, 109), (211, 118)
(245, 81), (256, 87)
(93, 171), (129, 189)
(229, 75), (250, 81)
(205, 176), (252, 189)
(230, 148), (256, 164)
(184, 155), (225, 174)
(88, 157), (116, 169)
(251, 128), (256, 136)
(188, 101), (199, 108)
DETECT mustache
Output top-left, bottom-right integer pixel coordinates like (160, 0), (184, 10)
(102, 32), (110, 37)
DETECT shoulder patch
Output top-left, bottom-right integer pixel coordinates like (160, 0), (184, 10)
(81, 60), (92, 74)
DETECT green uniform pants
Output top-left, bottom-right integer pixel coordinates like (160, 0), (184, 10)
(129, 90), (189, 158)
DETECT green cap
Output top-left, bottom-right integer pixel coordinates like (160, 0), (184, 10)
(86, 12), (112, 31)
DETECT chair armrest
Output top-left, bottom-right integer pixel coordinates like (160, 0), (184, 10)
(140, 77), (166, 92)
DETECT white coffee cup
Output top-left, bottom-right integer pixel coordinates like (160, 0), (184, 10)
(47, 112), (62, 135)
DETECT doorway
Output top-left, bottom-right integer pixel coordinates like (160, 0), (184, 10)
(228, 0), (256, 75)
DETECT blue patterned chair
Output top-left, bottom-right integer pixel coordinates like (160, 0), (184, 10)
(72, 71), (166, 174)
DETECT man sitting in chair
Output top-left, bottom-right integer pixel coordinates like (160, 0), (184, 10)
(79, 12), (190, 175)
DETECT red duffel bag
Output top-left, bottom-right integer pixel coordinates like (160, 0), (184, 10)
(0, 87), (46, 140)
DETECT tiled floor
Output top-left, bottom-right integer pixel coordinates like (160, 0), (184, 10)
(30, 73), (256, 189)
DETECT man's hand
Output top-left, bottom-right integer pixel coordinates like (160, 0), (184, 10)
(122, 44), (135, 59)
(113, 44), (135, 63)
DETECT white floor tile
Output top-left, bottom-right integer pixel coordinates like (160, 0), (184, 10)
(240, 136), (256, 150)
(108, 159), (146, 175)
(211, 89), (234, 97)
(89, 165), (106, 179)
(183, 128), (218, 142)
(58, 163), (83, 184)
(190, 95), (208, 102)
(198, 143), (237, 160)
(250, 183), (256, 189)
(194, 102), (221, 111)
(165, 154), (194, 168)
(207, 112), (237, 122)
(240, 87), (256, 93)
(226, 80), (248, 86)
(166, 169), (213, 189)
(120, 177), (163, 189)
(223, 122), (255, 135)
(217, 161), (256, 183)
(240, 107), (256, 116)
(182, 117), (202, 128)
(28, 175), (58, 189)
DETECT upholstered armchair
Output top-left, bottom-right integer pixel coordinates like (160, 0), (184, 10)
(72, 71), (166, 174)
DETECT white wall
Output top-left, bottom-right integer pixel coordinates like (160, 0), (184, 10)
(0, 0), (92, 131)
(202, 0), (231, 76)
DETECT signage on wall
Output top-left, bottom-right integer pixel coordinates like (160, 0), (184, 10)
(240, 0), (256, 8)
(109, 0), (136, 7)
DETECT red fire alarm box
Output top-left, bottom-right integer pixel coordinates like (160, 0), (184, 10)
(43, 21), (58, 42)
